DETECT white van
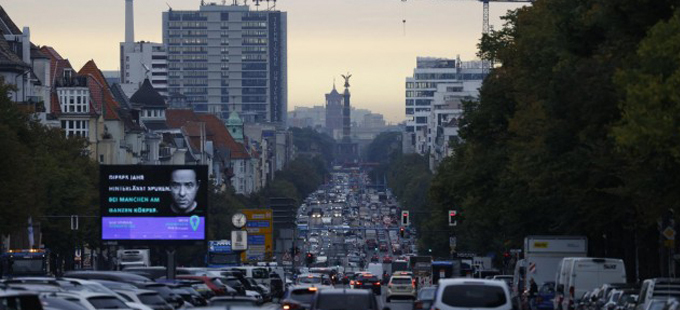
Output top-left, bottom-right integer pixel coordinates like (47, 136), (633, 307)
(554, 257), (577, 310)
(558, 258), (626, 310)
(431, 278), (513, 310)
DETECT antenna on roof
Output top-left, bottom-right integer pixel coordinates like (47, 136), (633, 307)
(166, 2), (173, 11)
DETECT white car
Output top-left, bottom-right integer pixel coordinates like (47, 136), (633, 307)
(386, 275), (416, 302)
(50, 291), (139, 310)
(431, 278), (512, 310)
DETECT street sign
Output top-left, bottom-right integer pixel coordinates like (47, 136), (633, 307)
(231, 231), (248, 251)
(449, 236), (457, 247)
(664, 226), (676, 240)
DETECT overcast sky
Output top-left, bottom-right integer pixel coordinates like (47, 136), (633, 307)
(3, 0), (526, 123)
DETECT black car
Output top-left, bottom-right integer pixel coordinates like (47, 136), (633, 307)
(354, 274), (382, 295)
(310, 288), (387, 310)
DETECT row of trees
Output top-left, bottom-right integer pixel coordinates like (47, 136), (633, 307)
(367, 1), (680, 279)
(424, 0), (680, 279)
(0, 79), (99, 270)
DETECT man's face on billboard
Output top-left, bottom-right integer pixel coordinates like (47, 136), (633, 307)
(170, 169), (199, 211)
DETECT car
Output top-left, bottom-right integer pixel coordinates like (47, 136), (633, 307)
(310, 288), (385, 310)
(413, 287), (437, 310)
(281, 286), (320, 310)
(114, 289), (174, 310)
(353, 273), (382, 296)
(39, 295), (89, 310)
(431, 278), (512, 310)
(383, 256), (393, 264)
(1, 290), (45, 310)
(48, 291), (135, 310)
(386, 275), (416, 302)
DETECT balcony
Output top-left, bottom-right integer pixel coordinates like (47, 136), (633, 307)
(55, 76), (88, 88)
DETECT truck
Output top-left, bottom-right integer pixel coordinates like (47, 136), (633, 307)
(513, 236), (587, 309)
(116, 249), (150, 270)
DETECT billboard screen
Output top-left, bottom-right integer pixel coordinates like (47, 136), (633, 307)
(100, 165), (208, 245)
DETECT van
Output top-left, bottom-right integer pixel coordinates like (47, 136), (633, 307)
(635, 278), (680, 310)
(554, 257), (577, 310)
(431, 278), (513, 310)
(222, 266), (271, 287)
(558, 258), (626, 310)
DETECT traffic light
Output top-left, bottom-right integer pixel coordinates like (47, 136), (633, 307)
(400, 227), (405, 238)
(401, 211), (410, 226)
(448, 210), (458, 227)
(306, 253), (314, 266)
(503, 252), (511, 266)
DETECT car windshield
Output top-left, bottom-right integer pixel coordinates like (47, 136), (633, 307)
(391, 278), (412, 285)
(441, 284), (507, 308)
(299, 277), (322, 284)
(290, 289), (317, 304)
(211, 299), (258, 306)
(87, 296), (129, 309)
(419, 288), (437, 300)
(139, 292), (167, 305)
(649, 300), (667, 310)
(252, 268), (269, 279)
(359, 276), (379, 282)
(316, 293), (372, 310)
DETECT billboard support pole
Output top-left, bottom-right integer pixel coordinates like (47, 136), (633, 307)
(166, 248), (176, 280)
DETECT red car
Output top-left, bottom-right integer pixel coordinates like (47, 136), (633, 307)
(177, 275), (233, 296)
(382, 256), (393, 263)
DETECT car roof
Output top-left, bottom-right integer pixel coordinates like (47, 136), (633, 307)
(318, 288), (373, 295)
(438, 278), (510, 287)
(212, 296), (259, 301)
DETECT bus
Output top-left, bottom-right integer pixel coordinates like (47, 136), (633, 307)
(1, 249), (50, 276)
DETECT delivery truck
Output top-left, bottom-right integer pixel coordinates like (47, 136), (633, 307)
(512, 236), (587, 309)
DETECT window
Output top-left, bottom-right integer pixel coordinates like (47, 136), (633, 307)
(441, 285), (507, 308)
(58, 88), (89, 114)
(61, 120), (89, 138)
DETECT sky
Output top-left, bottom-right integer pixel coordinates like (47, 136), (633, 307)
(3, 0), (527, 123)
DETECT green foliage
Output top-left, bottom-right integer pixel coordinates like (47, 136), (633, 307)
(426, 0), (680, 277)
(0, 78), (98, 262)
(289, 127), (336, 165)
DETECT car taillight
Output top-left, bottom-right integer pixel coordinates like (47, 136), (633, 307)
(375, 282), (381, 286)
(414, 301), (423, 309)
(350, 280), (355, 285)
(356, 281), (362, 285)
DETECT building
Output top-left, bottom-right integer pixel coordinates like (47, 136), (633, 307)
(404, 56), (484, 155)
(362, 113), (385, 129)
(119, 0), (168, 98)
(325, 83), (343, 136)
(287, 105), (325, 129)
(162, 2), (287, 123)
(0, 6), (51, 121)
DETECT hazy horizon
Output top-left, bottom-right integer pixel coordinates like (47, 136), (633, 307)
(3, 0), (527, 123)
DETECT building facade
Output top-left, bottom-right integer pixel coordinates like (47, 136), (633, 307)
(162, 3), (287, 123)
(404, 56), (485, 155)
(325, 84), (343, 136)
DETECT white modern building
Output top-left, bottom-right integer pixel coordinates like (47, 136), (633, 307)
(404, 56), (485, 157)
(162, 2), (287, 123)
(120, 0), (168, 98)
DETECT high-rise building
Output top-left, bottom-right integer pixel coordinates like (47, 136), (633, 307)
(404, 56), (485, 152)
(404, 56), (484, 133)
(162, 2), (287, 123)
(120, 0), (168, 98)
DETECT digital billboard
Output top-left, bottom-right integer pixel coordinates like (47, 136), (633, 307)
(100, 165), (208, 245)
